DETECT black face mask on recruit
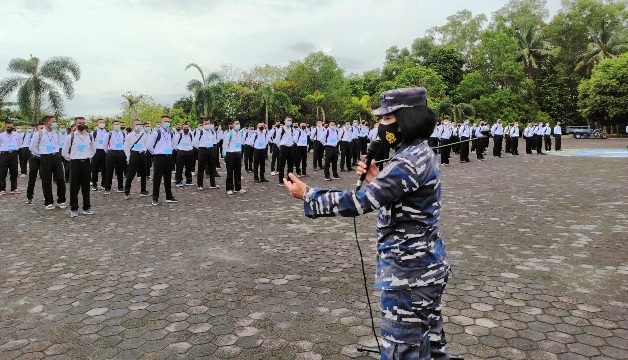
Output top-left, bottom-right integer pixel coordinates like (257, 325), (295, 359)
(77, 125), (87, 131)
(378, 123), (402, 148)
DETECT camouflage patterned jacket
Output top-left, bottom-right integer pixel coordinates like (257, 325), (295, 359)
(303, 138), (450, 290)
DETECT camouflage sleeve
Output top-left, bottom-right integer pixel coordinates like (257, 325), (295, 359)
(303, 153), (431, 218)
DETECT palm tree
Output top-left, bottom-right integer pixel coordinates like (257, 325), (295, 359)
(576, 20), (628, 73)
(514, 26), (552, 77)
(0, 55), (80, 123)
(185, 63), (221, 117)
(121, 92), (144, 120)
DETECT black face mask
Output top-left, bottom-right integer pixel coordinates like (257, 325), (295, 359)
(259, 127), (264, 131)
(301, 126), (306, 129)
(77, 124), (87, 131)
(183, 129), (189, 134)
(275, 125), (280, 128)
(378, 123), (402, 148)
(6, 128), (13, 133)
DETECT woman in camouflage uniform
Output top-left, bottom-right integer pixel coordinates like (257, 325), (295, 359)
(284, 87), (451, 360)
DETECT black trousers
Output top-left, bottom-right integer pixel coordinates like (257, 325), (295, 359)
(277, 145), (295, 184)
(225, 152), (242, 191)
(535, 135), (543, 154)
(270, 143), (279, 172)
(39, 153), (66, 206)
(525, 137), (532, 154)
(339, 141), (352, 170)
(90, 149), (107, 187)
(0, 151), (19, 192)
(312, 140), (323, 169)
(152, 154), (173, 201)
(470, 136), (476, 152)
(69, 159), (91, 211)
(350, 139), (359, 165)
(511, 137), (519, 155)
(504, 135), (511, 153)
(145, 153), (152, 177)
(26, 156), (40, 200)
(493, 135), (503, 157)
(295, 146), (308, 175)
(19, 147), (30, 175)
(554, 135), (561, 151)
(376, 143), (389, 171)
(428, 137), (439, 154)
(62, 157), (70, 182)
(253, 148), (267, 181)
(175, 150), (194, 183)
(197, 147), (217, 188)
(243, 145), (254, 172)
(358, 136), (368, 156)
(476, 138), (485, 159)
(544, 135), (552, 151)
(105, 150), (126, 191)
(440, 139), (450, 164)
(125, 151), (147, 195)
(324, 145), (339, 178)
(451, 136), (460, 154)
(459, 136), (470, 162)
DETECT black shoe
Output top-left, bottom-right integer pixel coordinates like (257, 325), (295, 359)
(165, 198), (179, 203)
(332, 176), (341, 180)
(260, 179), (269, 183)
(255, 180), (261, 183)
(346, 168), (353, 171)
(214, 173), (221, 177)
(340, 169), (345, 172)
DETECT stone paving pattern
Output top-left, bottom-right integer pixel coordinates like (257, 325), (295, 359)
(1, 138), (627, 359)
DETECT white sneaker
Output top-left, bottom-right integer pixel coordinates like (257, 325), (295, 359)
(70, 210), (78, 218)
(236, 189), (246, 193)
(20, 174), (26, 178)
(45, 204), (55, 210)
(227, 190), (234, 195)
(270, 171), (277, 176)
(82, 208), (95, 215)
(58, 203), (67, 209)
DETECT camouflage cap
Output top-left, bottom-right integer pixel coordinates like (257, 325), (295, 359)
(372, 87), (427, 116)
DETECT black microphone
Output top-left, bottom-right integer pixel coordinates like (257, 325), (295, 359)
(355, 139), (381, 190)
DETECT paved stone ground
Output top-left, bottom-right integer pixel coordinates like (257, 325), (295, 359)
(0, 138), (627, 359)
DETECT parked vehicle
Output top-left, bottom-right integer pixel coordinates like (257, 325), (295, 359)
(573, 127), (607, 139)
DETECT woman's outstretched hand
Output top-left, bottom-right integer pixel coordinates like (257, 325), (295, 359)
(284, 173), (307, 200)
(356, 159), (379, 185)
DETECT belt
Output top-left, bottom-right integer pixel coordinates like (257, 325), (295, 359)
(41, 152), (59, 156)
(131, 150), (147, 155)
(109, 149), (124, 152)
(0, 150), (17, 155)
(71, 158), (90, 163)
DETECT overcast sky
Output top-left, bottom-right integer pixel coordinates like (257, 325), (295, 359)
(1, 0), (562, 117)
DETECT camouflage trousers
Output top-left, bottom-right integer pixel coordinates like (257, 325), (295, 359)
(379, 276), (449, 360)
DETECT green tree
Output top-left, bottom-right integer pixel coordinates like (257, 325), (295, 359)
(172, 96), (195, 116)
(392, 65), (448, 106)
(121, 92), (144, 122)
(514, 26), (553, 77)
(575, 18), (628, 73)
(578, 52), (628, 125)
(0, 55), (80, 123)
(493, 0), (549, 30)
(423, 46), (465, 93)
(120, 95), (166, 126)
(471, 89), (536, 121)
(185, 63), (221, 117)
(452, 71), (496, 104)
(427, 10), (487, 66)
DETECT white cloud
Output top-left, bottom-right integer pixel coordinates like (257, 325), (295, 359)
(0, 0), (563, 117)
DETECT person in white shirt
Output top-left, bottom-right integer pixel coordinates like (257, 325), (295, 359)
(25, 123), (44, 204)
(534, 122), (545, 155)
(58, 123), (70, 183)
(123, 119), (149, 198)
(18, 125), (33, 177)
(276, 117), (296, 186)
(313, 121), (326, 171)
(553, 122), (562, 151)
(147, 115), (179, 205)
(509, 122), (520, 155)
(252, 122), (269, 183)
(61, 117), (96, 217)
(174, 122), (195, 187)
(429, 123), (440, 154)
(322, 122), (341, 181)
(543, 122), (552, 152)
(523, 123), (533, 154)
(339, 122), (354, 172)
(438, 119), (452, 165)
(90, 118), (108, 191)
(0, 120), (21, 195)
(268, 121), (281, 175)
(490, 119), (504, 158)
(103, 120), (127, 194)
(350, 120), (360, 166)
(193, 118), (220, 190)
(294, 122), (309, 177)
(222, 120), (246, 195)
(459, 119), (471, 163)
(242, 124), (255, 174)
(358, 120), (369, 156)
(29, 116), (67, 209)
(475, 121), (488, 161)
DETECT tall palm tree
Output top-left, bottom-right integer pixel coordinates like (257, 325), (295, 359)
(514, 26), (552, 77)
(576, 20), (628, 73)
(121, 92), (144, 120)
(185, 63), (221, 117)
(0, 55), (80, 123)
